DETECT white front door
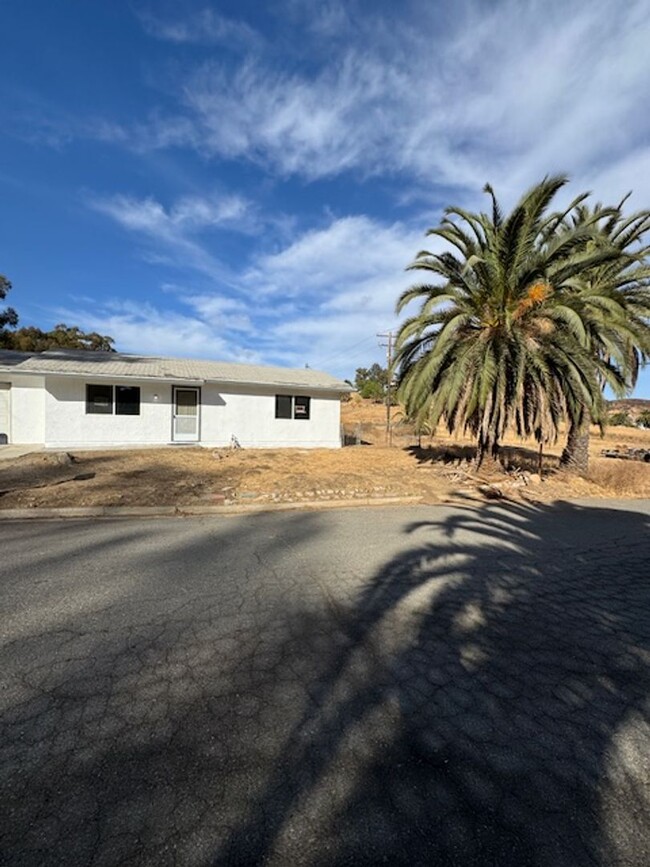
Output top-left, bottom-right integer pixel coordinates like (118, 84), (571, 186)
(0, 384), (10, 444)
(172, 387), (200, 442)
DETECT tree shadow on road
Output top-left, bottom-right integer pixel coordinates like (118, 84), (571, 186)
(2, 502), (650, 866)
(213, 500), (650, 866)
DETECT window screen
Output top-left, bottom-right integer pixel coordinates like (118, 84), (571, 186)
(116, 386), (140, 415)
(86, 384), (113, 414)
(275, 395), (292, 419)
(293, 396), (311, 420)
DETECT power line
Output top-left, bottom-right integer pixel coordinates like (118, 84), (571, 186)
(315, 334), (379, 368)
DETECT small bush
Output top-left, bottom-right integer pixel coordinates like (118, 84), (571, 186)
(609, 411), (633, 426)
(359, 381), (385, 402)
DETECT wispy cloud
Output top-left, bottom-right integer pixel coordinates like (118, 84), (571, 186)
(137, 6), (262, 49)
(140, 0), (650, 201)
(183, 294), (253, 334)
(85, 201), (426, 374)
(60, 299), (260, 362)
(18, 1), (650, 205)
(235, 215), (424, 370)
(2, 84), (132, 151)
(49, 0), (650, 380)
(281, 0), (354, 40)
(88, 190), (255, 282)
(92, 191), (251, 234)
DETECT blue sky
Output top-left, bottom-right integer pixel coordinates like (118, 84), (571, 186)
(2, 0), (650, 394)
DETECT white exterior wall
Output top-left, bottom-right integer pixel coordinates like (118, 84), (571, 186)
(0, 374), (46, 444)
(205, 384), (342, 448)
(41, 376), (342, 448)
(45, 376), (177, 447)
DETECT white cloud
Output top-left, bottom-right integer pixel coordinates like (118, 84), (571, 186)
(138, 7), (261, 49)
(62, 300), (260, 362)
(22, 1), (648, 208)
(89, 191), (255, 283)
(234, 215), (427, 372)
(12, 0), (649, 213)
(181, 52), (402, 178)
(576, 147), (650, 211)
(81, 204), (429, 375)
(76, 0), (650, 380)
(184, 294), (253, 333)
(133, 0), (649, 202)
(91, 191), (251, 235)
(246, 215), (418, 295)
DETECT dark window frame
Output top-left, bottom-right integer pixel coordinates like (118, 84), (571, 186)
(86, 384), (113, 414)
(293, 395), (311, 420)
(115, 386), (141, 416)
(275, 394), (311, 420)
(275, 395), (293, 419)
(86, 383), (141, 416)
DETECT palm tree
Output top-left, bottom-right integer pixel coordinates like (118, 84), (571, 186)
(394, 177), (623, 467)
(558, 201), (650, 472)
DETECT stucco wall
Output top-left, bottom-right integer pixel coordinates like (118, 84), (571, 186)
(45, 376), (174, 447)
(42, 376), (342, 448)
(1, 374), (46, 444)
(209, 384), (342, 448)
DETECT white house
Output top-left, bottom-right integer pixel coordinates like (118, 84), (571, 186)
(0, 350), (352, 449)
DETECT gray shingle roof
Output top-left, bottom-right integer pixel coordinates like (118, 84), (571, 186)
(0, 349), (352, 392)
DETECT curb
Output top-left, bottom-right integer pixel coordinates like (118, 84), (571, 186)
(0, 496), (423, 520)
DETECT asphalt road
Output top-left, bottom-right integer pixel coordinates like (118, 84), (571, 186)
(2, 499), (650, 866)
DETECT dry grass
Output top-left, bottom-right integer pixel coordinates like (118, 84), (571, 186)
(587, 457), (650, 498)
(341, 398), (650, 500)
(0, 399), (648, 509)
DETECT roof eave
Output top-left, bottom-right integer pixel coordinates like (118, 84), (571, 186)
(204, 376), (352, 393)
(0, 365), (352, 393)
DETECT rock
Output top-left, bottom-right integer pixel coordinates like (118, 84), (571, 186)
(528, 473), (542, 484)
(45, 451), (76, 466)
(478, 484), (503, 499)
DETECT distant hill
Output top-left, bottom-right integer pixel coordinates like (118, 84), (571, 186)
(607, 399), (650, 423)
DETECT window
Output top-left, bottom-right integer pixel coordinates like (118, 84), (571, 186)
(275, 394), (311, 420)
(116, 386), (140, 415)
(293, 396), (311, 420)
(275, 395), (293, 419)
(86, 384), (141, 415)
(86, 384), (113, 414)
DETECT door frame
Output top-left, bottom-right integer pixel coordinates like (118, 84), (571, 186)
(0, 383), (11, 445)
(171, 386), (201, 443)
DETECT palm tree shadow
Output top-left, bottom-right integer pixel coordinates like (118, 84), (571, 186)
(213, 500), (650, 866)
(406, 442), (560, 474)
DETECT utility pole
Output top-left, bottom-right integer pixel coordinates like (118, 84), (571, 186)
(377, 330), (394, 445)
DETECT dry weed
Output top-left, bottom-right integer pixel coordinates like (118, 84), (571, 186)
(588, 458), (650, 498)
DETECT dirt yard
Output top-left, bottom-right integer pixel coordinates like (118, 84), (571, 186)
(0, 399), (649, 510)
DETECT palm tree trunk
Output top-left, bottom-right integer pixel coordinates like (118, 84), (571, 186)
(475, 435), (501, 471)
(561, 420), (590, 474)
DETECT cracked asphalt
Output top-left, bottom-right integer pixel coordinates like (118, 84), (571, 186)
(2, 499), (650, 866)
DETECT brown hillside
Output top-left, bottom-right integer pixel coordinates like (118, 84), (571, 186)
(607, 398), (650, 422)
